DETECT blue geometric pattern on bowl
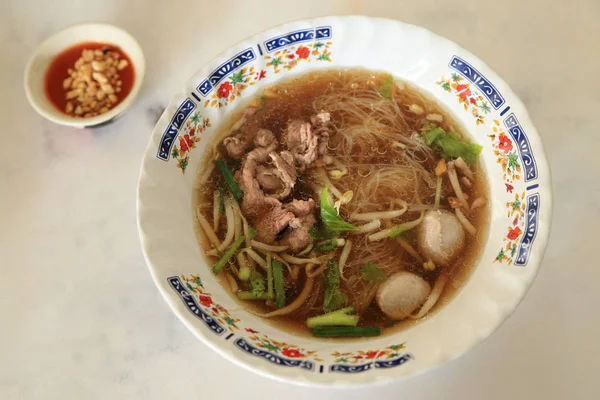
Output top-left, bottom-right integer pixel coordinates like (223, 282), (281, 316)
(450, 56), (506, 109)
(197, 48), (256, 96)
(329, 354), (413, 374)
(263, 26), (331, 53)
(515, 193), (540, 266)
(156, 98), (196, 161)
(167, 276), (226, 335)
(504, 113), (538, 182)
(234, 338), (315, 371)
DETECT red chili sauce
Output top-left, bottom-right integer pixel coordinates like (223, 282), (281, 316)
(44, 42), (135, 116)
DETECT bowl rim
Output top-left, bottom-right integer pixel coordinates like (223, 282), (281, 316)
(136, 15), (553, 387)
(23, 21), (146, 128)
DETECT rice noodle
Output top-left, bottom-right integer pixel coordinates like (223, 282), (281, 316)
(353, 219), (381, 233)
(213, 191), (220, 232)
(244, 248), (267, 269)
(250, 240), (289, 252)
(339, 239), (352, 279)
(410, 274), (448, 319)
(208, 201), (235, 256)
(196, 207), (221, 248)
(455, 208), (477, 235)
(252, 273), (314, 317)
(447, 162), (469, 210)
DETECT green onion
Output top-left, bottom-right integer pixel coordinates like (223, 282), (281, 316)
(237, 291), (272, 300)
(212, 235), (245, 274)
(266, 253), (274, 299)
(272, 260), (285, 308)
(216, 160), (243, 201)
(307, 307), (358, 328)
(312, 326), (381, 338)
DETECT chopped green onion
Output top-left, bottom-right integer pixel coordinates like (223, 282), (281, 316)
(237, 291), (272, 300)
(212, 235), (245, 274)
(216, 160), (243, 201)
(272, 260), (285, 308)
(312, 326), (381, 338)
(250, 270), (266, 297)
(307, 307), (358, 328)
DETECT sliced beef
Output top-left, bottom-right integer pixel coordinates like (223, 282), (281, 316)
(223, 107), (259, 159)
(282, 199), (316, 250)
(286, 120), (319, 167)
(237, 142), (295, 242)
(254, 129), (275, 147)
(255, 204), (296, 243)
(255, 165), (284, 192)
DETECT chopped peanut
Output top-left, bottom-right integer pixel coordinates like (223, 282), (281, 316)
(435, 159), (447, 176)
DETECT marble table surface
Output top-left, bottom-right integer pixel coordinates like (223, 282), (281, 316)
(1, 0), (598, 398)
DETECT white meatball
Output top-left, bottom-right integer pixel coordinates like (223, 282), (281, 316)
(417, 210), (466, 267)
(376, 271), (431, 320)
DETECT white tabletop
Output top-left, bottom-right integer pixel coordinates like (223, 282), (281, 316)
(1, 1), (598, 398)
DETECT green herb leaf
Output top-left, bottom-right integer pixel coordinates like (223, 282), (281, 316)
(324, 259), (348, 313)
(378, 73), (394, 99)
(421, 126), (482, 166)
(320, 187), (358, 238)
(359, 263), (388, 282)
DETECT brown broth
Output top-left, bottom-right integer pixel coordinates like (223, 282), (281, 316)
(193, 68), (489, 338)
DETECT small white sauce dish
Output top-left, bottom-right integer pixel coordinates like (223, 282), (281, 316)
(24, 22), (146, 128)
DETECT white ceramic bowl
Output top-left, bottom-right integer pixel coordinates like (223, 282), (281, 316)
(137, 16), (552, 386)
(24, 22), (146, 128)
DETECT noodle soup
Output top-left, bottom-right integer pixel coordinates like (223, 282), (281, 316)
(193, 68), (489, 338)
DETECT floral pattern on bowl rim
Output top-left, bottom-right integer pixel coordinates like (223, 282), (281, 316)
(138, 16), (552, 386)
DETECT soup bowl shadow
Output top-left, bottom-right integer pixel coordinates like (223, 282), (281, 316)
(137, 16), (552, 387)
